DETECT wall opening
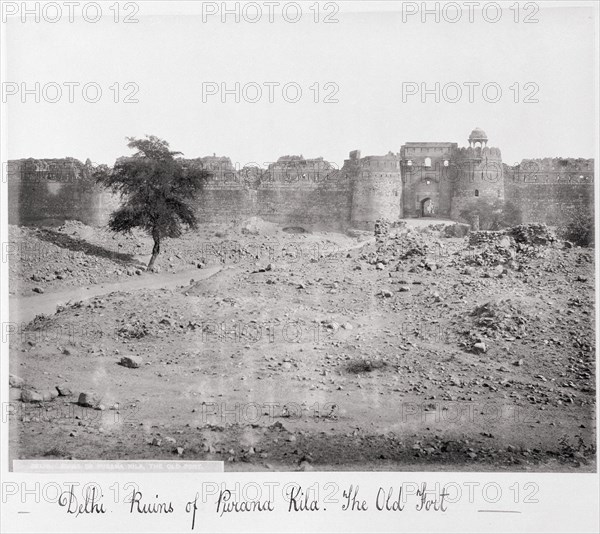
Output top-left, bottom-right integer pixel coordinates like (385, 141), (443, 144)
(421, 197), (434, 217)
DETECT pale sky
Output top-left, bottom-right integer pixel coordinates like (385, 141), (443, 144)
(2, 1), (597, 167)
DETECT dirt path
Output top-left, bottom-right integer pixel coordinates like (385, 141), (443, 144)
(9, 265), (222, 324)
(9, 236), (374, 325)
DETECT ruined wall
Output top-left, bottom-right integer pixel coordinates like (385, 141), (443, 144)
(504, 158), (594, 227)
(7, 159), (120, 226)
(193, 161), (352, 231)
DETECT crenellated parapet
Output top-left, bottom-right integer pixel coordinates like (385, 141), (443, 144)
(265, 155), (337, 184)
(8, 157), (93, 183)
(504, 158), (594, 184)
(455, 145), (502, 161)
(514, 157), (593, 171)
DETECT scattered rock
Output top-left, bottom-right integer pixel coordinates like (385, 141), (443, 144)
(21, 389), (43, 403)
(77, 392), (99, 408)
(9, 375), (24, 388)
(56, 385), (73, 396)
(473, 342), (487, 354)
(42, 390), (59, 401)
(298, 461), (313, 471)
(119, 355), (143, 369)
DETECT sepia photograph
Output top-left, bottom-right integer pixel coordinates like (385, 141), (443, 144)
(0, 1), (598, 532)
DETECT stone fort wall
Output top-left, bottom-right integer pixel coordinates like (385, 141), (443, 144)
(6, 159), (119, 226)
(5, 154), (594, 232)
(503, 158), (594, 227)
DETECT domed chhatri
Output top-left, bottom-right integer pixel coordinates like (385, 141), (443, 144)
(468, 127), (488, 147)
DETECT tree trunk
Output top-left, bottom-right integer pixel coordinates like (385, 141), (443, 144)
(147, 231), (160, 271)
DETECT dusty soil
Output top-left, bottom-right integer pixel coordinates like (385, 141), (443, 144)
(8, 218), (354, 296)
(8, 218), (596, 471)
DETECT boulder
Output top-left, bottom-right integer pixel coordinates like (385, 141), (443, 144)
(119, 355), (143, 369)
(9, 374), (24, 388)
(77, 392), (99, 408)
(21, 389), (43, 403)
(42, 390), (59, 402)
(473, 342), (487, 354)
(56, 385), (73, 396)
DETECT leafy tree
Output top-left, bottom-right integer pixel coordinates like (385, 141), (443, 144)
(95, 135), (211, 271)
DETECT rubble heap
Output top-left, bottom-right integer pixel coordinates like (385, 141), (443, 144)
(508, 223), (557, 246)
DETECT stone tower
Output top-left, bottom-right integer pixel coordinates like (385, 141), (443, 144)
(345, 150), (402, 229)
(450, 128), (504, 220)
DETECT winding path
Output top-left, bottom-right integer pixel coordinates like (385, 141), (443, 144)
(9, 265), (221, 324)
(9, 234), (377, 325)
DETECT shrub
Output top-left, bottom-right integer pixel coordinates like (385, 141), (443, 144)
(459, 200), (523, 230)
(557, 210), (594, 246)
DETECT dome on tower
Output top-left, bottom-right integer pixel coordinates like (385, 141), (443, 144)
(469, 127), (488, 142)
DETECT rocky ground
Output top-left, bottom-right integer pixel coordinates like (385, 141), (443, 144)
(8, 218), (354, 296)
(8, 219), (596, 471)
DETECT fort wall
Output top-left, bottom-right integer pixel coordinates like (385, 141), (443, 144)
(6, 148), (594, 233)
(6, 159), (120, 226)
(503, 158), (594, 226)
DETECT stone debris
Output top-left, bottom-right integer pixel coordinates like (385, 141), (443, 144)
(77, 392), (100, 408)
(42, 390), (59, 401)
(21, 389), (43, 403)
(119, 355), (143, 369)
(56, 385), (73, 396)
(7, 216), (594, 470)
(9, 375), (24, 388)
